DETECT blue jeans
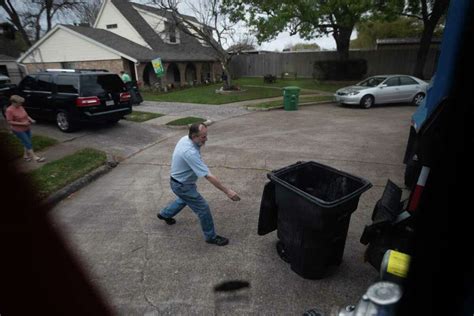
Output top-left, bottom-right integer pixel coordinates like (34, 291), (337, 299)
(160, 180), (216, 241)
(12, 130), (32, 150)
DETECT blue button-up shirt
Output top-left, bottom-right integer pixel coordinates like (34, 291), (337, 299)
(170, 136), (210, 184)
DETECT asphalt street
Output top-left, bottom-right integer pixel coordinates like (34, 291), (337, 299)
(46, 102), (413, 315)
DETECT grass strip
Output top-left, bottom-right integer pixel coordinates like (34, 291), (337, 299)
(0, 131), (58, 160)
(28, 148), (107, 199)
(252, 95), (334, 109)
(166, 117), (206, 126)
(125, 110), (164, 122)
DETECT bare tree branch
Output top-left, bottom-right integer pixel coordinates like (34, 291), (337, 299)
(150, 0), (244, 88)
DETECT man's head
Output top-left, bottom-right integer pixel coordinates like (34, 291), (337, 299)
(189, 123), (208, 147)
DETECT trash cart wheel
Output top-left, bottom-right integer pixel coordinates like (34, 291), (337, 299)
(276, 241), (290, 263)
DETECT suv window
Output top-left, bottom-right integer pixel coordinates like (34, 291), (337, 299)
(0, 76), (10, 86)
(80, 74), (125, 96)
(37, 75), (53, 92)
(400, 76), (418, 85)
(56, 75), (79, 94)
(20, 75), (38, 91)
(385, 77), (400, 87)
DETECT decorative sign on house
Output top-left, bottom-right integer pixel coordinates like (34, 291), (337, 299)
(152, 57), (164, 77)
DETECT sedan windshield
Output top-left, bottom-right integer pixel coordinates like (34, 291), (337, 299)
(358, 77), (387, 87)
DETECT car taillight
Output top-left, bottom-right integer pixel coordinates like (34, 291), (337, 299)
(120, 92), (131, 102)
(76, 96), (100, 107)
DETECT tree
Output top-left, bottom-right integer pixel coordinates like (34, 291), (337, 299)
(374, 0), (450, 78)
(284, 42), (320, 51)
(0, 0), (32, 46)
(226, 36), (256, 53)
(351, 16), (444, 49)
(73, 0), (102, 26)
(151, 0), (242, 89)
(222, 0), (371, 60)
(0, 0), (83, 45)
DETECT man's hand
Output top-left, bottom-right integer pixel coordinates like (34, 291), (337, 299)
(205, 175), (241, 201)
(226, 189), (241, 201)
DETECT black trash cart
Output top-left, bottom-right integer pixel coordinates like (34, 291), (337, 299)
(258, 161), (372, 279)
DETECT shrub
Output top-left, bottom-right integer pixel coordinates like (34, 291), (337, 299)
(263, 74), (277, 83)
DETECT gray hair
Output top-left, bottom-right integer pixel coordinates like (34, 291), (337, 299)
(188, 122), (207, 138)
(10, 95), (25, 104)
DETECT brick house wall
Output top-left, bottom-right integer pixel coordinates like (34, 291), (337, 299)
(24, 59), (123, 75)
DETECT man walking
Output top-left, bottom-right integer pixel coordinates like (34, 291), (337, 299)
(158, 123), (240, 246)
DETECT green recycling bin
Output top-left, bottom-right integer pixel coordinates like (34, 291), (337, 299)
(283, 86), (300, 111)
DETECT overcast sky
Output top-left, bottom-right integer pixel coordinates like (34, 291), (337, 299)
(0, 0), (350, 52)
(176, 1), (358, 52)
(258, 32), (338, 51)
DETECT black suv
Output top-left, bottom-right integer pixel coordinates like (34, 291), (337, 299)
(7, 69), (132, 132)
(0, 74), (16, 112)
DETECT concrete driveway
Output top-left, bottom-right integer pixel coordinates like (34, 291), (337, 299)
(49, 103), (413, 315)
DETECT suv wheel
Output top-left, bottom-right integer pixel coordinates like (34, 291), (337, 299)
(56, 110), (76, 132)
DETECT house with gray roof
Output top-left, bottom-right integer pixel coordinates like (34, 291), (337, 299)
(17, 0), (222, 88)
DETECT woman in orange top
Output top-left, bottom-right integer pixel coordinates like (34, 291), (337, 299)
(5, 95), (45, 162)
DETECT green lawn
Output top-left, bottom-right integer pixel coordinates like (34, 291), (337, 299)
(125, 110), (164, 122)
(0, 131), (58, 160)
(166, 117), (206, 126)
(141, 78), (348, 105)
(28, 148), (107, 199)
(234, 77), (353, 92)
(142, 84), (282, 105)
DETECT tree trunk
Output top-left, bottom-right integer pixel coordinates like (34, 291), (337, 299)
(333, 26), (352, 60)
(413, 22), (436, 79)
(46, 0), (53, 31)
(413, 0), (450, 79)
(221, 62), (232, 89)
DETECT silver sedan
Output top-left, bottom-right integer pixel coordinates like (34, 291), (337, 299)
(334, 75), (428, 109)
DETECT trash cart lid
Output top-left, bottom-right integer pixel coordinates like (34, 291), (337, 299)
(283, 86), (300, 91)
(268, 161), (372, 208)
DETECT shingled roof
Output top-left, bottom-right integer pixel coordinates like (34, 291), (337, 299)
(111, 0), (218, 62)
(63, 25), (158, 62)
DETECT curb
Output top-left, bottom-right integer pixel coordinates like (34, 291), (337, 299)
(42, 157), (118, 208)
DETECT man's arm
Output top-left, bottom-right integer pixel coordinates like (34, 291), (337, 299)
(205, 174), (241, 201)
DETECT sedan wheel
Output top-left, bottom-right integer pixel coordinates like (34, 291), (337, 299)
(412, 93), (425, 106)
(360, 95), (374, 109)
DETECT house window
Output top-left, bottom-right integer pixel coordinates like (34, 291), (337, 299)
(165, 22), (178, 44)
(106, 24), (118, 29)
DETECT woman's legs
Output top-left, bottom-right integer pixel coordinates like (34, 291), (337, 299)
(13, 130), (45, 162)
